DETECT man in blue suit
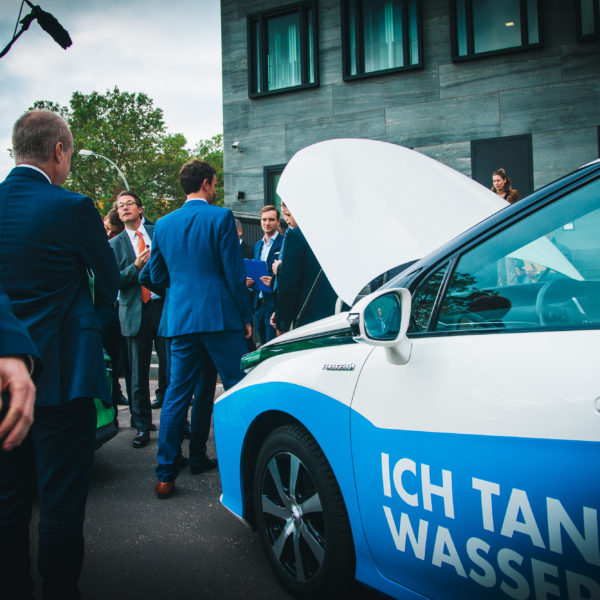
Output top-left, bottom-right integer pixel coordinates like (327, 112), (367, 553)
(149, 159), (252, 499)
(0, 283), (39, 452)
(0, 109), (119, 599)
(250, 205), (283, 344)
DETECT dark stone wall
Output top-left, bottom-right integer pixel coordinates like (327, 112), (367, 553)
(222, 0), (600, 213)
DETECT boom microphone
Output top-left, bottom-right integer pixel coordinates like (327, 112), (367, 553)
(30, 4), (72, 50)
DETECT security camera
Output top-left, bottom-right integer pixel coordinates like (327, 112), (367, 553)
(232, 141), (243, 152)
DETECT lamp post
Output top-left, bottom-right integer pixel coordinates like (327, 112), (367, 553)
(78, 149), (130, 190)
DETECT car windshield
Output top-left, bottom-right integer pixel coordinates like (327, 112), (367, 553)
(432, 175), (600, 332)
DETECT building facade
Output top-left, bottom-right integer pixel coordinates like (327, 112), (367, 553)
(222, 0), (600, 214)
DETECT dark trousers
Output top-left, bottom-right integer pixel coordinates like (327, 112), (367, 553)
(156, 330), (247, 482)
(127, 300), (167, 433)
(0, 398), (96, 600)
(254, 300), (276, 345)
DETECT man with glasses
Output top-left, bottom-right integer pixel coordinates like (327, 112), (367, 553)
(110, 191), (167, 448)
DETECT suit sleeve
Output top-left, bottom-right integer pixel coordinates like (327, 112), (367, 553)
(219, 211), (252, 325)
(77, 197), (119, 306)
(139, 261), (167, 297)
(0, 283), (41, 375)
(148, 230), (170, 290)
(275, 228), (305, 332)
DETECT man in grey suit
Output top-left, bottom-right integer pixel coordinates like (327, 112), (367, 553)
(109, 191), (167, 448)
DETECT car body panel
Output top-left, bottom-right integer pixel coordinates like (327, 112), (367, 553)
(215, 151), (600, 599)
(277, 139), (507, 305)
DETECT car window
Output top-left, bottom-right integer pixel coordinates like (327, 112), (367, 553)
(408, 264), (448, 333)
(435, 176), (600, 332)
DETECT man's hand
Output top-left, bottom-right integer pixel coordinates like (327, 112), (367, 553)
(272, 259), (281, 275)
(259, 275), (272, 288)
(244, 323), (253, 339)
(0, 356), (36, 451)
(246, 277), (254, 288)
(134, 247), (151, 271)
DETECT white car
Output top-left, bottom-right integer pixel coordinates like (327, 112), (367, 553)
(214, 140), (600, 600)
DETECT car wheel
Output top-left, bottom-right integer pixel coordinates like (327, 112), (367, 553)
(253, 424), (354, 598)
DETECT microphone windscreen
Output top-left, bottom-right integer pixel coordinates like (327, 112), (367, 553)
(33, 6), (72, 49)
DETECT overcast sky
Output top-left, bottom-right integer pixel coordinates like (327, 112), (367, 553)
(0, 0), (222, 178)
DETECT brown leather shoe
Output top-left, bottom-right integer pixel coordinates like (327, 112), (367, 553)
(155, 481), (174, 500)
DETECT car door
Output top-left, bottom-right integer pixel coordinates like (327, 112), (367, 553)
(350, 176), (600, 600)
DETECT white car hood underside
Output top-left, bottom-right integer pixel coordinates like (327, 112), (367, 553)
(277, 139), (508, 305)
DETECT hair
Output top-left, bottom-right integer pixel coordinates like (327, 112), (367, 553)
(491, 168), (513, 194)
(178, 159), (217, 195)
(260, 204), (280, 219)
(12, 109), (73, 164)
(105, 207), (124, 232)
(115, 190), (142, 208)
(235, 218), (242, 230)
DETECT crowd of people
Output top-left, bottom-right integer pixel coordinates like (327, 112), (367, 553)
(0, 108), (523, 598)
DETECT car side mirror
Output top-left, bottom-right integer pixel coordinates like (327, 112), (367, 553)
(348, 288), (412, 365)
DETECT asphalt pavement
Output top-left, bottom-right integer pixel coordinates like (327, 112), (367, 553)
(30, 381), (382, 600)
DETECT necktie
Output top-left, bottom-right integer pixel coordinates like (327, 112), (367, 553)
(135, 231), (151, 304)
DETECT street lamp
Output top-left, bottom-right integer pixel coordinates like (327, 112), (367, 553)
(78, 149), (130, 190)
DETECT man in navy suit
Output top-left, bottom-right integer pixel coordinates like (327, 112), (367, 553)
(149, 159), (252, 499)
(110, 191), (167, 448)
(249, 205), (283, 344)
(0, 283), (38, 452)
(0, 109), (119, 599)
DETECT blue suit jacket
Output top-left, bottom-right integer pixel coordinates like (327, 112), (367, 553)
(149, 200), (252, 337)
(252, 232), (283, 311)
(0, 166), (119, 406)
(0, 283), (39, 365)
(274, 227), (337, 332)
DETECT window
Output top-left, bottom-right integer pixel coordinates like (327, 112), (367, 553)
(433, 177), (600, 333)
(577, 0), (600, 39)
(264, 164), (286, 211)
(248, 3), (318, 97)
(451, 0), (542, 60)
(341, 0), (422, 79)
(408, 264), (448, 333)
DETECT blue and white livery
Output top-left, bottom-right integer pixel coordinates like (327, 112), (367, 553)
(214, 140), (600, 600)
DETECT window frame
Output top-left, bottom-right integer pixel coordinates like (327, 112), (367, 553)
(340, 0), (423, 80)
(576, 0), (600, 40)
(450, 0), (543, 62)
(264, 164), (287, 211)
(247, 1), (319, 98)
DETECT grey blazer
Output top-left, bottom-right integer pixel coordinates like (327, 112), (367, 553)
(109, 225), (154, 337)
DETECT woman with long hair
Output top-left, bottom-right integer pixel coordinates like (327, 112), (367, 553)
(491, 168), (521, 204)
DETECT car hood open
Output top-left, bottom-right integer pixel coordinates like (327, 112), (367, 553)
(277, 139), (508, 305)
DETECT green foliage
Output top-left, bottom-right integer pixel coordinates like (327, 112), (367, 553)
(31, 88), (223, 218)
(191, 134), (224, 207)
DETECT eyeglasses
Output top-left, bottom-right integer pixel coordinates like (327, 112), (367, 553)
(116, 200), (137, 210)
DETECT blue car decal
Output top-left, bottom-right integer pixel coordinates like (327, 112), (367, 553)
(214, 381), (370, 552)
(351, 414), (600, 600)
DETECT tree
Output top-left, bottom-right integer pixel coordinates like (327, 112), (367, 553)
(32, 87), (190, 219)
(191, 134), (224, 207)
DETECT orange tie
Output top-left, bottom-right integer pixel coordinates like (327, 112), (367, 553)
(136, 231), (151, 304)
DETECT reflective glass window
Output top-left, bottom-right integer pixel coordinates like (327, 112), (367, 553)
(435, 177), (600, 333)
(452, 0), (542, 59)
(249, 3), (318, 97)
(578, 0), (600, 38)
(342, 0), (422, 79)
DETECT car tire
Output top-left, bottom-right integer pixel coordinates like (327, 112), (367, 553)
(253, 423), (354, 598)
